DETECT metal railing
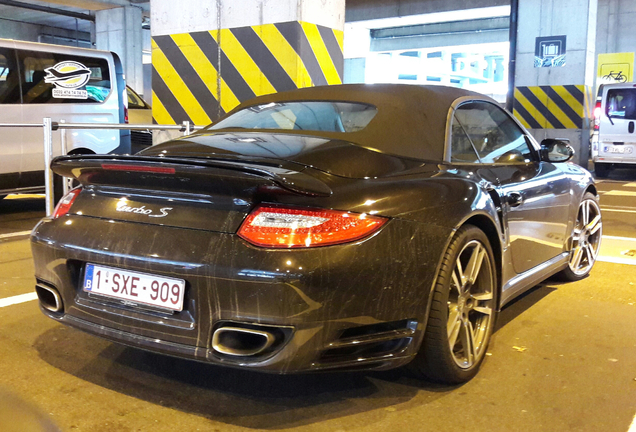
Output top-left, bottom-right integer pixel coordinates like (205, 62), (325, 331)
(0, 118), (205, 216)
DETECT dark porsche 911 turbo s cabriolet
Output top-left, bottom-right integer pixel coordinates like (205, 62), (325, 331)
(31, 84), (601, 384)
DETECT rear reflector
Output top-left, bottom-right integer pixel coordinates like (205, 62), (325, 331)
(52, 188), (81, 219)
(238, 205), (388, 248)
(101, 164), (176, 174)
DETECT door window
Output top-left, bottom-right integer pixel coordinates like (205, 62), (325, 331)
(453, 101), (535, 164)
(606, 89), (636, 120)
(17, 50), (111, 104)
(0, 48), (20, 104)
(450, 115), (480, 163)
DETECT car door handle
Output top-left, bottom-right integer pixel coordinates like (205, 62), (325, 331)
(506, 192), (523, 207)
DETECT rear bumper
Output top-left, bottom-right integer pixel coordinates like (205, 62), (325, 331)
(31, 214), (449, 373)
(593, 156), (636, 165)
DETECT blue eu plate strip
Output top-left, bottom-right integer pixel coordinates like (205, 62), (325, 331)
(84, 264), (94, 291)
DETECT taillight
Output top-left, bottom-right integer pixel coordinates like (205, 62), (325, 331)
(593, 101), (601, 131)
(52, 188), (81, 219)
(124, 106), (129, 124)
(238, 205), (388, 248)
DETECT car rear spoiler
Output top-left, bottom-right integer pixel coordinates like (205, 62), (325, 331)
(51, 154), (332, 197)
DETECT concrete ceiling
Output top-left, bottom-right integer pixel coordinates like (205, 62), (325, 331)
(35, 0), (148, 10)
(0, 0), (148, 34)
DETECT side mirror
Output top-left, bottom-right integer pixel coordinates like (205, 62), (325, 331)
(540, 138), (574, 163)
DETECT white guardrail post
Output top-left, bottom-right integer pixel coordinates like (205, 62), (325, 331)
(59, 120), (70, 196)
(182, 120), (192, 136)
(42, 118), (55, 217)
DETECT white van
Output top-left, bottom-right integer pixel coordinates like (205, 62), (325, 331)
(592, 82), (636, 177)
(0, 39), (129, 195)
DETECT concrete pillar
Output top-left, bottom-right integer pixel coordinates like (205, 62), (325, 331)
(512, 0), (597, 167)
(597, 0), (636, 55)
(149, 0), (346, 128)
(95, 6), (144, 94)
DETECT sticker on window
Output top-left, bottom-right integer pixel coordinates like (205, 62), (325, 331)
(44, 61), (92, 99)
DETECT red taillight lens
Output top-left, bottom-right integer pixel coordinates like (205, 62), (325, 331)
(52, 188), (81, 219)
(124, 106), (129, 124)
(238, 205), (388, 248)
(594, 101), (601, 131)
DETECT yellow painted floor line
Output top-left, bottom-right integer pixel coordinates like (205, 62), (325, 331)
(597, 256), (636, 266)
(602, 208), (636, 214)
(603, 190), (636, 196)
(628, 412), (636, 432)
(598, 235), (636, 266)
(603, 235), (636, 242)
(5, 194), (45, 199)
(0, 292), (37, 308)
(0, 231), (32, 240)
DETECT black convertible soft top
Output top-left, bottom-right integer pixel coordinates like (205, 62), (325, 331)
(210, 84), (488, 162)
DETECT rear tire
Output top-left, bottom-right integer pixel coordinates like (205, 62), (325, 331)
(410, 225), (498, 384)
(594, 162), (610, 178)
(555, 192), (602, 281)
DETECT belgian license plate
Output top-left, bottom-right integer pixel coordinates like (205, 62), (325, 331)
(83, 264), (185, 312)
(604, 145), (633, 154)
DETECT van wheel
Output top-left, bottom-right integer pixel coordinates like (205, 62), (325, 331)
(410, 225), (498, 384)
(594, 163), (610, 178)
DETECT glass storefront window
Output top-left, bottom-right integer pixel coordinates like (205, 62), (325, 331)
(364, 42), (509, 103)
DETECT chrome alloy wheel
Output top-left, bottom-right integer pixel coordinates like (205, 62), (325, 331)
(447, 240), (495, 369)
(568, 198), (602, 276)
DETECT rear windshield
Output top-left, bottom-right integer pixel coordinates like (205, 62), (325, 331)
(210, 101), (378, 133)
(606, 89), (636, 120)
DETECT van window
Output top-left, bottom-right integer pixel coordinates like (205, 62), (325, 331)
(606, 89), (636, 120)
(0, 48), (20, 104)
(17, 50), (111, 104)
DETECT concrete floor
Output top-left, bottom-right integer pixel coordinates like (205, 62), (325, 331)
(0, 171), (635, 432)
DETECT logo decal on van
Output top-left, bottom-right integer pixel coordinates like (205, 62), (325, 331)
(44, 61), (92, 99)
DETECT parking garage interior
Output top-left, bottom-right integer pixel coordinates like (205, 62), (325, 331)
(1, 0), (636, 431)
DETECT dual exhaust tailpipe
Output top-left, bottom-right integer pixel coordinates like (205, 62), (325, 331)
(212, 325), (278, 357)
(35, 283), (63, 313)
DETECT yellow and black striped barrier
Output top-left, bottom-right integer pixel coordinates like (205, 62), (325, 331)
(513, 85), (593, 130)
(151, 21), (344, 125)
